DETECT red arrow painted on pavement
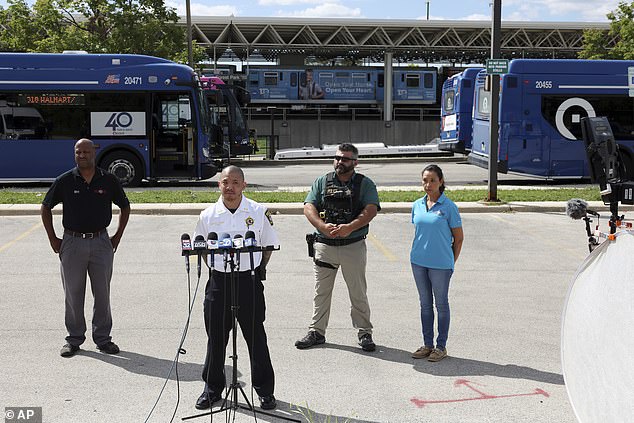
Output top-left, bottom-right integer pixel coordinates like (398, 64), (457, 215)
(410, 379), (550, 407)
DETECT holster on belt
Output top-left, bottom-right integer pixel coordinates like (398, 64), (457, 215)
(306, 233), (316, 258)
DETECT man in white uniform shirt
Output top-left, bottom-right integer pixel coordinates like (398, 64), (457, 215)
(194, 165), (279, 411)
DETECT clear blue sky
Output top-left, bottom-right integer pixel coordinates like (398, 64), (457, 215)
(0, 0), (619, 22)
(163, 0), (618, 22)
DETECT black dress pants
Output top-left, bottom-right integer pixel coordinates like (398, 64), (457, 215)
(202, 268), (275, 397)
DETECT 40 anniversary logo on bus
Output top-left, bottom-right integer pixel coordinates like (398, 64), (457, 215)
(90, 111), (146, 136)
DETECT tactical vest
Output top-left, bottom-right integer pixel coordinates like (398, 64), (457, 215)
(320, 172), (365, 225)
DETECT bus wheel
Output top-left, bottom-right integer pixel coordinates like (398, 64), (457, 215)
(101, 151), (143, 187)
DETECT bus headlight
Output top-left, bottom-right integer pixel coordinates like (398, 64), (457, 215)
(202, 146), (210, 159)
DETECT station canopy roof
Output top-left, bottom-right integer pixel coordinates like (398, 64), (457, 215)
(180, 16), (612, 63)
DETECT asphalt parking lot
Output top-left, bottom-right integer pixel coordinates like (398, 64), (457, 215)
(1, 211), (590, 422)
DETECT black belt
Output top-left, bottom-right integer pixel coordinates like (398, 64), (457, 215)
(64, 229), (107, 239)
(315, 235), (365, 246)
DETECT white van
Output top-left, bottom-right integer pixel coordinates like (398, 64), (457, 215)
(0, 103), (46, 139)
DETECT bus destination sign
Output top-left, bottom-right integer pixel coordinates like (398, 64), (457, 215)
(19, 93), (86, 106)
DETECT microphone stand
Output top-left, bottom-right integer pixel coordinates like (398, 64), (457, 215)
(182, 246), (299, 423)
(583, 216), (600, 253)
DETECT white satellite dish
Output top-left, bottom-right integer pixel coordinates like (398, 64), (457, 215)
(561, 231), (634, 422)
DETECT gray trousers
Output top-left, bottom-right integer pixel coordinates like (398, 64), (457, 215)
(59, 231), (114, 347)
(309, 240), (373, 337)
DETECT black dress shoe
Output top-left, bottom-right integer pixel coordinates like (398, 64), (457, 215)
(97, 341), (120, 354)
(259, 394), (276, 410)
(195, 391), (222, 410)
(60, 343), (80, 357)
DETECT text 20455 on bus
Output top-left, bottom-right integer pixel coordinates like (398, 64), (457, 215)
(0, 53), (224, 186)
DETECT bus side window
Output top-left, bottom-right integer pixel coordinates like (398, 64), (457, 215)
(0, 114), (4, 136)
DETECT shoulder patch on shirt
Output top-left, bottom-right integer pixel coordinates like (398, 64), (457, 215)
(265, 209), (274, 226)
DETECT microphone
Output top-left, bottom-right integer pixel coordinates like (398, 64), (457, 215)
(233, 234), (243, 268)
(218, 233), (232, 264)
(181, 233), (192, 273)
(245, 231), (256, 273)
(232, 234), (244, 250)
(207, 232), (218, 269)
(193, 235), (206, 277)
(566, 198), (600, 220)
(244, 230), (257, 248)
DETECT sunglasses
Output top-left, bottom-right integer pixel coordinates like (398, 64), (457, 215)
(334, 155), (356, 162)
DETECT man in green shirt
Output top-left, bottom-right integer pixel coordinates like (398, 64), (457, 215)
(295, 143), (381, 352)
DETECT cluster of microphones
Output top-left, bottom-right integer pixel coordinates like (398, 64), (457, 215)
(180, 232), (277, 275)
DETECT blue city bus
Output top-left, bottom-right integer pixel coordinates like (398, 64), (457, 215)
(468, 59), (634, 178)
(247, 66), (437, 104)
(0, 53), (222, 186)
(438, 67), (483, 153)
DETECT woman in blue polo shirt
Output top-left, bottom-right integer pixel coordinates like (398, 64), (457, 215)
(410, 164), (464, 362)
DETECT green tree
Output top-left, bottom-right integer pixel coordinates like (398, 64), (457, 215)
(171, 41), (210, 71)
(0, 0), (55, 52)
(0, 0), (204, 63)
(580, 1), (634, 60)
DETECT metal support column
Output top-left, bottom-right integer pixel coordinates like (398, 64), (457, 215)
(185, 0), (193, 69)
(383, 52), (393, 123)
(488, 0), (502, 202)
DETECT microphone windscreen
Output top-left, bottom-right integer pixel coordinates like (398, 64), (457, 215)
(181, 233), (190, 240)
(220, 233), (230, 240)
(245, 230), (255, 240)
(194, 235), (205, 241)
(566, 199), (588, 220)
(207, 232), (218, 240)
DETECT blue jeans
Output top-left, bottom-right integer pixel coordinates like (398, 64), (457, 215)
(411, 263), (453, 350)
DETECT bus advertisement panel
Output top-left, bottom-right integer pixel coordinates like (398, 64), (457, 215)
(468, 59), (634, 179)
(0, 53), (220, 186)
(439, 67), (483, 153)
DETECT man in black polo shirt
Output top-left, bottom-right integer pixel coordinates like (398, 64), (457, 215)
(41, 138), (130, 358)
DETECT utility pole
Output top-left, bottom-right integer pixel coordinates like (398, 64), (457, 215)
(488, 0), (501, 202)
(186, 0), (194, 70)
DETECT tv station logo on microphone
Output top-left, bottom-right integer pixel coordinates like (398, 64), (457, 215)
(5, 407), (42, 423)
(193, 238), (207, 250)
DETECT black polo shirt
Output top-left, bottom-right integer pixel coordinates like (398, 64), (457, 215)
(42, 167), (130, 233)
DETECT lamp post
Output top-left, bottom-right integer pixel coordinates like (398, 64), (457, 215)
(426, 1), (430, 20)
(186, 0), (193, 69)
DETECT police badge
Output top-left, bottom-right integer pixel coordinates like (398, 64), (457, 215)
(245, 216), (254, 228)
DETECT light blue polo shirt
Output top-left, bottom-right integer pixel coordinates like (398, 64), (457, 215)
(410, 193), (462, 270)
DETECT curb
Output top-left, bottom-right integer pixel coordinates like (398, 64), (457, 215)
(3, 202), (633, 216)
